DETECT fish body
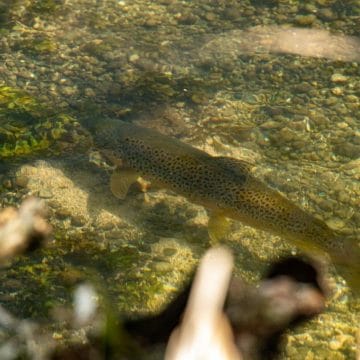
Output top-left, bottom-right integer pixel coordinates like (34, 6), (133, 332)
(87, 118), (359, 291)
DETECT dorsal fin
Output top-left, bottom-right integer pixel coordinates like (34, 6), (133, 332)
(213, 156), (254, 177)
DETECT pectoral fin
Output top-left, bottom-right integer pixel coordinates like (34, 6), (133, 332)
(208, 212), (231, 244)
(110, 169), (140, 199)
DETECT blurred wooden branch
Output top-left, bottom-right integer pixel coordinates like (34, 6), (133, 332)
(0, 197), (51, 263)
(126, 255), (326, 360)
(165, 246), (242, 360)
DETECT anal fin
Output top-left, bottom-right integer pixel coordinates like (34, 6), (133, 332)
(208, 212), (231, 245)
(110, 169), (140, 199)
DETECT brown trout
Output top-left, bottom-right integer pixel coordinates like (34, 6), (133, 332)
(86, 118), (359, 292)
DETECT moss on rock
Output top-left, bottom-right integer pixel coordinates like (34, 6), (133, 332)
(0, 86), (90, 158)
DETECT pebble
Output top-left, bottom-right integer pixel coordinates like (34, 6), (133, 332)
(331, 87), (343, 96)
(331, 73), (348, 83)
(204, 12), (216, 21)
(303, 4), (317, 13)
(335, 207), (354, 221)
(309, 113), (328, 126)
(336, 122), (348, 129)
(71, 215), (87, 227)
(325, 97), (338, 105)
(15, 175), (29, 188)
(2, 179), (12, 189)
(145, 18), (160, 27)
(56, 207), (72, 218)
(52, 332), (63, 340)
(317, 8), (336, 21)
(107, 229), (125, 239)
(335, 143), (359, 159)
(294, 83), (313, 93)
(326, 217), (345, 230)
(175, 13), (198, 25)
(84, 87), (96, 97)
(59, 268), (84, 285)
(222, 6), (242, 21)
(152, 261), (173, 272)
(295, 14), (316, 25)
(346, 94), (358, 103)
(162, 247), (177, 257)
(304, 351), (315, 360)
(315, 0), (331, 5)
(97, 222), (115, 231)
(260, 120), (281, 129)
(3, 279), (23, 289)
(278, 127), (296, 142)
(38, 189), (53, 199)
(353, 134), (360, 145)
(328, 334), (352, 351)
(61, 86), (78, 96)
(316, 198), (334, 211)
(191, 92), (208, 104)
(129, 53), (140, 63)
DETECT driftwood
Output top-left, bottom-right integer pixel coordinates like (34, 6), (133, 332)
(165, 247), (241, 360)
(0, 197), (51, 263)
(124, 253), (326, 360)
(0, 198), (52, 359)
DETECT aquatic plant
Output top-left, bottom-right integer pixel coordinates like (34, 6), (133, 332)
(28, 0), (61, 15)
(11, 33), (58, 56)
(0, 86), (87, 158)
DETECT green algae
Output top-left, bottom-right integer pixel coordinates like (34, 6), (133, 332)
(28, 0), (61, 14)
(29, 36), (58, 54)
(12, 34), (59, 56)
(0, 86), (88, 158)
(0, 226), (173, 320)
(82, 40), (113, 61)
(0, 0), (19, 28)
(0, 85), (40, 114)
